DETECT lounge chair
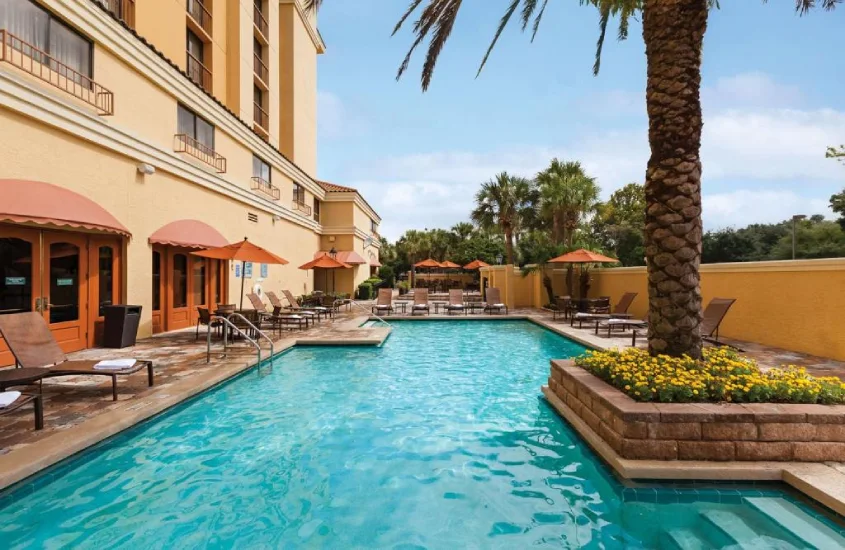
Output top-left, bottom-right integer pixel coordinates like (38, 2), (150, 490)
(372, 288), (393, 316)
(0, 312), (154, 401)
(412, 288), (430, 316)
(246, 293), (308, 332)
(571, 292), (638, 328)
(281, 290), (329, 320)
(445, 289), (466, 316)
(483, 288), (508, 315)
(0, 391), (43, 430)
(628, 298), (739, 348)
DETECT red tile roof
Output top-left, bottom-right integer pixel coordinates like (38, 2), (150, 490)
(317, 180), (357, 193)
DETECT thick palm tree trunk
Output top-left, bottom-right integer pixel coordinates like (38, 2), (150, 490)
(642, 0), (707, 359)
(504, 227), (515, 264)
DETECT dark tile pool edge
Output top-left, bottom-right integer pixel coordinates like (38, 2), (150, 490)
(541, 385), (845, 522)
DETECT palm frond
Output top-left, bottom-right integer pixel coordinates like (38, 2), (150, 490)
(530, 0), (550, 42)
(392, 0), (427, 36)
(476, 0), (521, 79)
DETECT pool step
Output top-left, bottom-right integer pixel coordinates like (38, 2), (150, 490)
(699, 509), (759, 548)
(744, 497), (845, 549)
(659, 527), (708, 550)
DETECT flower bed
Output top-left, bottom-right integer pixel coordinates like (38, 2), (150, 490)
(575, 348), (845, 405)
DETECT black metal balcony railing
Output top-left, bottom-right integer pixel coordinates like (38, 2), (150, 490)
(186, 52), (212, 92)
(253, 52), (268, 84)
(251, 177), (280, 200)
(96, 0), (136, 28)
(174, 133), (226, 172)
(253, 101), (268, 131)
(292, 200), (312, 217)
(253, 4), (269, 39)
(0, 30), (114, 115)
(187, 0), (212, 36)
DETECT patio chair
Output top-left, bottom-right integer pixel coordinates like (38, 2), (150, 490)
(572, 292), (638, 328)
(0, 312), (155, 401)
(627, 298), (739, 348)
(412, 288), (430, 316)
(196, 307), (224, 341)
(597, 312), (649, 346)
(246, 293), (308, 332)
(483, 288), (508, 315)
(552, 296), (573, 321)
(281, 290), (329, 320)
(372, 288), (394, 316)
(445, 289), (466, 316)
(0, 391), (43, 430)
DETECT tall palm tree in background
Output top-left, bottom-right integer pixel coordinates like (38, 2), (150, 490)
(536, 159), (599, 247)
(471, 172), (532, 265)
(306, 0), (837, 359)
(451, 222), (476, 241)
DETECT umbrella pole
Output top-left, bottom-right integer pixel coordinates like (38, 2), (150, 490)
(239, 260), (246, 310)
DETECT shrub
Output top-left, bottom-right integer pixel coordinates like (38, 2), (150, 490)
(378, 266), (395, 287)
(575, 347), (845, 404)
(396, 281), (409, 295)
(357, 282), (373, 300)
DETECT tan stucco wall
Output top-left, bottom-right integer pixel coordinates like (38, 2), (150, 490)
(0, 110), (318, 338)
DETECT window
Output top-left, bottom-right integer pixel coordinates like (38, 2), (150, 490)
(98, 246), (114, 316)
(252, 154), (270, 182)
(293, 183), (305, 204)
(172, 253), (188, 309)
(152, 250), (161, 311)
(192, 258), (206, 307)
(313, 198), (321, 223)
(0, 0), (93, 78)
(371, 219), (378, 233)
(187, 29), (204, 62)
(253, 36), (262, 62)
(177, 104), (214, 149)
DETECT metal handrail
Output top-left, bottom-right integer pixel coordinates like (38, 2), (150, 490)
(207, 315), (260, 365)
(352, 299), (391, 327)
(226, 312), (274, 360)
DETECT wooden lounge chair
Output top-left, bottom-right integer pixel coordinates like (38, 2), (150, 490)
(445, 289), (466, 316)
(372, 288), (393, 316)
(484, 288), (508, 315)
(572, 292), (638, 328)
(627, 298), (739, 348)
(0, 391), (43, 430)
(0, 312), (154, 401)
(281, 290), (329, 320)
(246, 293), (308, 332)
(412, 288), (430, 316)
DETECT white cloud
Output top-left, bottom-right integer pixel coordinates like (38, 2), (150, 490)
(704, 190), (832, 229)
(702, 72), (802, 109)
(317, 91), (368, 139)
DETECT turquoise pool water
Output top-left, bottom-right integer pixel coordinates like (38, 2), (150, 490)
(1, 320), (843, 548)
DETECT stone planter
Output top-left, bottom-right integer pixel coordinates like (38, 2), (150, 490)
(547, 360), (845, 462)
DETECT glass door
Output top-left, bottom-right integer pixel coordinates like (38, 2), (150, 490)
(42, 232), (88, 354)
(0, 227), (41, 366)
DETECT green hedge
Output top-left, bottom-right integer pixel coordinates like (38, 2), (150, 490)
(357, 282), (374, 300)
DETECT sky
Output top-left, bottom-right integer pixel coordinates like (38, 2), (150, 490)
(313, 1), (845, 241)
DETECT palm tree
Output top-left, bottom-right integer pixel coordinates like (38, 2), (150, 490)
(471, 172), (532, 265)
(305, 0), (836, 359)
(451, 222), (475, 241)
(536, 159), (599, 247)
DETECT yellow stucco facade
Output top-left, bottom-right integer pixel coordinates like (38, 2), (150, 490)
(0, 0), (379, 358)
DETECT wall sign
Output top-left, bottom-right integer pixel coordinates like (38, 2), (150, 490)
(260, 263), (268, 278)
(234, 264), (241, 278)
(4, 277), (26, 286)
(56, 278), (74, 287)
(244, 262), (253, 279)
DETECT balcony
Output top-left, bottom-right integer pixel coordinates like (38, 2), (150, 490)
(253, 101), (269, 134)
(174, 134), (226, 172)
(186, 52), (212, 92)
(253, 52), (268, 85)
(313, 211), (320, 223)
(0, 30), (114, 115)
(95, 0), (135, 29)
(253, 4), (269, 41)
(187, 0), (212, 37)
(292, 200), (312, 217)
(251, 177), (280, 200)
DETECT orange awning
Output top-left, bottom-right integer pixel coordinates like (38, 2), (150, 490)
(414, 258), (442, 268)
(0, 179), (130, 237)
(192, 238), (289, 264)
(369, 258), (382, 267)
(463, 259), (490, 270)
(149, 219), (228, 249)
(313, 250), (367, 265)
(548, 248), (619, 264)
(299, 256), (351, 270)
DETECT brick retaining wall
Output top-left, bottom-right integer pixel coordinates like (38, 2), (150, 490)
(548, 360), (845, 462)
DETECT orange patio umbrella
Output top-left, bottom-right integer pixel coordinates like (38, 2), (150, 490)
(463, 259), (490, 270)
(193, 237), (289, 310)
(413, 258), (442, 268)
(547, 248), (619, 264)
(299, 253), (351, 293)
(439, 260), (461, 269)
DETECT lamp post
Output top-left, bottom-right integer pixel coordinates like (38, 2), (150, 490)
(791, 214), (806, 260)
(496, 254), (503, 265)
(328, 247), (337, 293)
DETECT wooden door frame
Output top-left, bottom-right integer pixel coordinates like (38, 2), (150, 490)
(88, 236), (123, 347)
(0, 225), (42, 366)
(41, 230), (89, 354)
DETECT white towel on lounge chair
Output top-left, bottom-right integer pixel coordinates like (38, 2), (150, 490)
(0, 391), (21, 408)
(94, 359), (137, 370)
(492, 303), (506, 308)
(413, 304), (428, 309)
(606, 318), (645, 326)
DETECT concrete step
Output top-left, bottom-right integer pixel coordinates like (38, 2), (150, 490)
(660, 527), (709, 550)
(744, 496), (845, 549)
(700, 509), (759, 548)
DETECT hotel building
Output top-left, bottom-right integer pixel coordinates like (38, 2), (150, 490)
(0, 0), (381, 364)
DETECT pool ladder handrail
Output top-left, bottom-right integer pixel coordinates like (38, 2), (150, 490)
(207, 315), (261, 365)
(225, 312), (275, 360)
(351, 299), (392, 327)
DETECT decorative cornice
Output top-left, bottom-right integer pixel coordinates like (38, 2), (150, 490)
(280, 0), (326, 53)
(51, 0), (326, 199)
(0, 68), (322, 233)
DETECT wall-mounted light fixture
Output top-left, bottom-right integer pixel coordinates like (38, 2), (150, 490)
(136, 163), (155, 175)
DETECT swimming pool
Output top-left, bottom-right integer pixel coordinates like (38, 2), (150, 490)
(1, 320), (843, 548)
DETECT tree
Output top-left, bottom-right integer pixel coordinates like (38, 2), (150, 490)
(593, 183), (646, 266)
(451, 222), (475, 241)
(769, 218), (845, 260)
(305, 0), (836, 358)
(470, 172), (532, 265)
(827, 145), (845, 164)
(831, 189), (845, 231)
(536, 159), (599, 247)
